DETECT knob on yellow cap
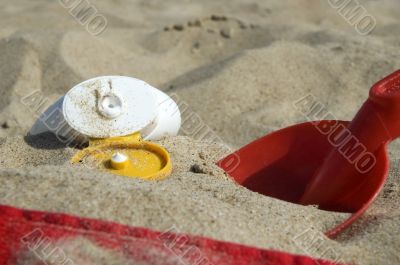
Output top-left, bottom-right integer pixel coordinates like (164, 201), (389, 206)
(71, 133), (172, 180)
(110, 152), (129, 170)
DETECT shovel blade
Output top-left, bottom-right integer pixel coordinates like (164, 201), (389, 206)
(217, 121), (388, 214)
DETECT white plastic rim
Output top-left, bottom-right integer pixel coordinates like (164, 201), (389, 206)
(141, 88), (181, 140)
(29, 76), (181, 142)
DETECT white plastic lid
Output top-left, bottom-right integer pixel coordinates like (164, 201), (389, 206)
(63, 76), (157, 138)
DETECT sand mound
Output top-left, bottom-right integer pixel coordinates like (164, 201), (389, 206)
(0, 136), (348, 260)
(1, 135), (400, 264)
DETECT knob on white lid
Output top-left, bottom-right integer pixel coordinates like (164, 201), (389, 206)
(96, 81), (124, 119)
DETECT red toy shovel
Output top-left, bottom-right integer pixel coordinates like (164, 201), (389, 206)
(218, 70), (400, 237)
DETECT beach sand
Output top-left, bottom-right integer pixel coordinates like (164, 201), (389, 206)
(0, 0), (399, 264)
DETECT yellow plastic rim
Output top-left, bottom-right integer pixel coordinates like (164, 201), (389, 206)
(71, 133), (172, 180)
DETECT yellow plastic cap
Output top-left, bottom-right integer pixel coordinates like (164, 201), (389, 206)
(71, 133), (172, 180)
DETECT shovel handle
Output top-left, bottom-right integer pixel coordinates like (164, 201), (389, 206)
(301, 70), (400, 207)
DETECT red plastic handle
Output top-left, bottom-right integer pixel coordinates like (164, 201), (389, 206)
(301, 70), (400, 207)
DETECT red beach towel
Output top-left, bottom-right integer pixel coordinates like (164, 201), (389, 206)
(0, 204), (348, 265)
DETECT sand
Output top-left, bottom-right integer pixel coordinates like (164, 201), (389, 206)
(0, 0), (400, 264)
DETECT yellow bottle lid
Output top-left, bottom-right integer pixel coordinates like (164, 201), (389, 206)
(71, 133), (172, 180)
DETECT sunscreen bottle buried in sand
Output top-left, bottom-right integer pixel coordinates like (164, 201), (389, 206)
(30, 76), (181, 180)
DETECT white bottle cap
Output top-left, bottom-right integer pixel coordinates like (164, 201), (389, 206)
(63, 76), (157, 138)
(29, 76), (181, 142)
